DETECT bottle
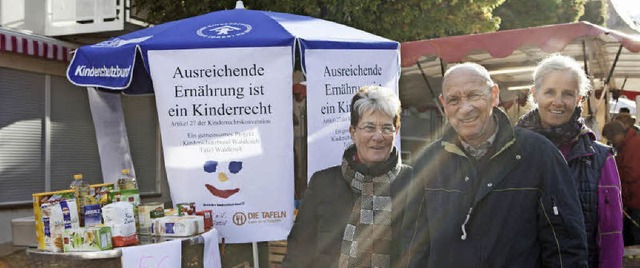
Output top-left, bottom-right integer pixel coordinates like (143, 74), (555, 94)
(70, 173), (91, 226)
(117, 169), (138, 190)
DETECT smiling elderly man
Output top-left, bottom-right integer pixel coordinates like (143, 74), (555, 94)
(402, 62), (588, 267)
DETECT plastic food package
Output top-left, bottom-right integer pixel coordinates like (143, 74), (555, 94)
(150, 215), (204, 237)
(63, 226), (113, 252)
(89, 183), (115, 205)
(101, 202), (139, 247)
(108, 189), (141, 231)
(32, 189), (76, 250)
(181, 215), (205, 234)
(40, 200), (80, 252)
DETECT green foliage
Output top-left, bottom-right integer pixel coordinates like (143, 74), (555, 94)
(580, 0), (607, 26)
(131, 0), (504, 42)
(494, 0), (586, 30)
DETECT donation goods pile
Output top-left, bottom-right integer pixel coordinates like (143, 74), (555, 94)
(32, 170), (213, 253)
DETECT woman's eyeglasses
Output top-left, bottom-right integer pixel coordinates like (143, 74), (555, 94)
(356, 124), (396, 136)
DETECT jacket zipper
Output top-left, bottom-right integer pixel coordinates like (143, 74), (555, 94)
(461, 207), (473, 240)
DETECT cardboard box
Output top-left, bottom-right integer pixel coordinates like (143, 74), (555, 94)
(63, 226), (113, 252)
(11, 216), (37, 247)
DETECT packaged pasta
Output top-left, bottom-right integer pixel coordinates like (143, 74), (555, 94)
(32, 189), (76, 250)
(40, 199), (80, 252)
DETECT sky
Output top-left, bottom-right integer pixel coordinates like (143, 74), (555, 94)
(612, 0), (640, 19)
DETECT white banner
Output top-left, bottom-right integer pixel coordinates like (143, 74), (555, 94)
(147, 47), (294, 243)
(305, 49), (400, 180)
(87, 87), (136, 184)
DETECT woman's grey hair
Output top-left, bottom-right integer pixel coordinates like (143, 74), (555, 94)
(350, 85), (402, 128)
(533, 54), (590, 97)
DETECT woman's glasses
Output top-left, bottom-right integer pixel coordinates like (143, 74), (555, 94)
(356, 124), (396, 136)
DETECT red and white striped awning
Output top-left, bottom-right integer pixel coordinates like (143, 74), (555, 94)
(0, 27), (76, 62)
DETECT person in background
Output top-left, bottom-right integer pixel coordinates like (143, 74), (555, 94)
(282, 85), (412, 268)
(403, 62), (587, 267)
(615, 113), (640, 135)
(603, 120), (640, 246)
(517, 54), (623, 267)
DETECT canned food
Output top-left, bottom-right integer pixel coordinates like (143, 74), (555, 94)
(176, 202), (196, 216)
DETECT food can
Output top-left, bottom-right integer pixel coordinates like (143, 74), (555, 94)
(196, 210), (213, 230)
(177, 202), (196, 216)
(138, 202), (164, 234)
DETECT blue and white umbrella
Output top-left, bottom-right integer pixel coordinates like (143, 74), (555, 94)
(67, 4), (397, 94)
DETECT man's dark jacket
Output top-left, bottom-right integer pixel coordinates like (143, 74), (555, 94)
(402, 108), (588, 267)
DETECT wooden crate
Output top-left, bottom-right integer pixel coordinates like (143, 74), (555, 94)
(268, 240), (288, 268)
(231, 261), (251, 268)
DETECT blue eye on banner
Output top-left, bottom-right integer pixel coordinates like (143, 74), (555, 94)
(229, 161), (243, 174)
(204, 160), (219, 173)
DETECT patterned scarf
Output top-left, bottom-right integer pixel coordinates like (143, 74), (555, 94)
(339, 145), (401, 268)
(516, 106), (584, 146)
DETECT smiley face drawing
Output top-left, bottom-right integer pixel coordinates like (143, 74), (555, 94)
(203, 160), (241, 199)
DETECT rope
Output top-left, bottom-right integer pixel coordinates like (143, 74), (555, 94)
(623, 209), (640, 228)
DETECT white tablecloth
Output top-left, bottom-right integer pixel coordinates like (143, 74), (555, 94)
(120, 228), (221, 268)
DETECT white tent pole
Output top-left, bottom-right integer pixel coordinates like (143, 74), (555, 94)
(252, 242), (260, 268)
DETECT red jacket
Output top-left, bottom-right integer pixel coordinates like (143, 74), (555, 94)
(617, 128), (640, 209)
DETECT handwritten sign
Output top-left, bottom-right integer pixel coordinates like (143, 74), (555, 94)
(120, 238), (181, 268)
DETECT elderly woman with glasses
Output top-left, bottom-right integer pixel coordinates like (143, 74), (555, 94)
(516, 54), (623, 267)
(282, 85), (412, 268)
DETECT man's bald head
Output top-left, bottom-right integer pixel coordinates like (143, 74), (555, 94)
(442, 62), (495, 91)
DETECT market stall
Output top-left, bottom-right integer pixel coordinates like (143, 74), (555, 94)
(399, 21), (640, 149)
(400, 22), (640, 152)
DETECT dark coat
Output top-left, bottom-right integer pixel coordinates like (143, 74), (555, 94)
(282, 162), (412, 268)
(403, 108), (588, 268)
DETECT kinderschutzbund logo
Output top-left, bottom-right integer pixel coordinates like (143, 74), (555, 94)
(197, 23), (252, 39)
